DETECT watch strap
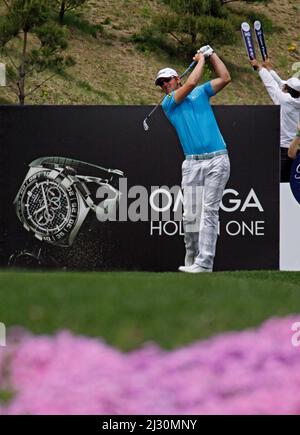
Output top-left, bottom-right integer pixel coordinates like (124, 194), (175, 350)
(30, 156), (124, 177)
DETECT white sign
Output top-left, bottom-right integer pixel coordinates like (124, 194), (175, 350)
(0, 322), (6, 347)
(0, 63), (6, 86)
(280, 183), (300, 270)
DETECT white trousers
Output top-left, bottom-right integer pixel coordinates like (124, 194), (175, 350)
(181, 153), (230, 269)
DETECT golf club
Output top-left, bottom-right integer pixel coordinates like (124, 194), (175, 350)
(143, 59), (197, 132)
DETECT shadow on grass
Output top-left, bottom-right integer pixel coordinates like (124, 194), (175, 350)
(76, 79), (113, 101)
(62, 13), (103, 38)
(55, 69), (113, 102)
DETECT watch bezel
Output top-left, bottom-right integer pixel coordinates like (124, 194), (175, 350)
(15, 168), (81, 247)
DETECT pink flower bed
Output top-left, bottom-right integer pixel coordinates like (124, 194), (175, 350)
(1, 316), (300, 415)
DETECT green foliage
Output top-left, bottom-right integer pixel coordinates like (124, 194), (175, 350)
(0, 0), (74, 103)
(10, 0), (55, 31)
(101, 17), (112, 25)
(5, 63), (18, 81)
(236, 0), (271, 3)
(277, 54), (289, 69)
(199, 14), (236, 43)
(130, 26), (178, 57)
(28, 48), (75, 73)
(77, 79), (92, 91)
(0, 389), (16, 405)
(56, 0), (86, 10)
(132, 0), (274, 60)
(0, 95), (12, 104)
(62, 12), (103, 37)
(57, 0), (86, 9)
(0, 16), (19, 47)
(154, 12), (236, 44)
(140, 5), (151, 18)
(56, 0), (87, 24)
(0, 0), (55, 47)
(162, 0), (228, 17)
(228, 8), (276, 33)
(34, 22), (68, 50)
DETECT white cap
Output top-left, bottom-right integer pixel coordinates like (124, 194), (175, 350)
(284, 77), (300, 93)
(155, 67), (178, 85)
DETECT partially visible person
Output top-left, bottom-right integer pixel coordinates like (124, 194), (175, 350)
(288, 124), (300, 159)
(250, 58), (300, 182)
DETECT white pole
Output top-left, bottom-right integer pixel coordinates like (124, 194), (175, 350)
(0, 63), (6, 86)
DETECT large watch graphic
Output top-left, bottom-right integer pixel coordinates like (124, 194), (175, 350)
(13, 156), (124, 248)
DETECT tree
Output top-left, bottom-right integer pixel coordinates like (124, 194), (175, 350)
(56, 0), (86, 24)
(135, 0), (271, 58)
(0, 0), (74, 104)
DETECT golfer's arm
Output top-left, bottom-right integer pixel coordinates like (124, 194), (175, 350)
(209, 53), (231, 94)
(288, 136), (300, 159)
(174, 58), (205, 103)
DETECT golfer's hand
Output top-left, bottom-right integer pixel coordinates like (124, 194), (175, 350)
(199, 45), (210, 54)
(250, 59), (260, 70)
(198, 45), (214, 58)
(193, 52), (205, 63)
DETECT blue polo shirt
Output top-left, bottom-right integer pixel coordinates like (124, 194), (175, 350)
(162, 81), (227, 156)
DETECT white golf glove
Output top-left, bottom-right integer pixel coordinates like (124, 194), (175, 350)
(198, 45), (214, 58)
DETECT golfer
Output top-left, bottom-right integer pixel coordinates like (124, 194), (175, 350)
(250, 58), (300, 181)
(155, 46), (231, 273)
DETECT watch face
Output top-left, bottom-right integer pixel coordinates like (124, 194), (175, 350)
(16, 170), (79, 246)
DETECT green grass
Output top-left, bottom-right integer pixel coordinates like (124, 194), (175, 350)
(0, 389), (16, 405)
(0, 271), (300, 351)
(62, 13), (103, 38)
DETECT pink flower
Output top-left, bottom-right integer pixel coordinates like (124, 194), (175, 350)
(0, 316), (300, 415)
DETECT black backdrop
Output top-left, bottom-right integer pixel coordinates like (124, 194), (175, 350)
(0, 105), (279, 271)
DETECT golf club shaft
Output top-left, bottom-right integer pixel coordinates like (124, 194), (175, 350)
(180, 60), (197, 79)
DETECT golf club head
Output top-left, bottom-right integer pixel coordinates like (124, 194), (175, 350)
(143, 118), (149, 132)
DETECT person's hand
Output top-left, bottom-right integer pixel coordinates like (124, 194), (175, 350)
(250, 59), (260, 71)
(198, 45), (214, 58)
(193, 51), (205, 63)
(262, 57), (272, 70)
